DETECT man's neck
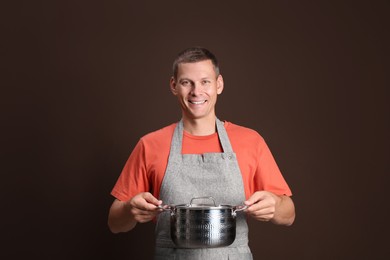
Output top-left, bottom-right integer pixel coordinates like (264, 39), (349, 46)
(182, 116), (217, 136)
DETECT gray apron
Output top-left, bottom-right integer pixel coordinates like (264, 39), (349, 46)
(154, 118), (253, 260)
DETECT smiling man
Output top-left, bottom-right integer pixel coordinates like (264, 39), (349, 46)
(108, 47), (295, 260)
(170, 59), (224, 135)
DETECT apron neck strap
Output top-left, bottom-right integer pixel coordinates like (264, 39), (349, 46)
(216, 118), (233, 153)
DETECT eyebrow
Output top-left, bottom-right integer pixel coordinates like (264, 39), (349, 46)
(179, 77), (212, 81)
(179, 78), (193, 82)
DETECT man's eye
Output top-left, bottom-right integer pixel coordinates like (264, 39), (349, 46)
(202, 80), (210, 85)
(181, 81), (189, 86)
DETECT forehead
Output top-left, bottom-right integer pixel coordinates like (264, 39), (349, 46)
(177, 60), (217, 79)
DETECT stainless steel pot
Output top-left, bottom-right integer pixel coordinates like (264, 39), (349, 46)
(160, 197), (247, 249)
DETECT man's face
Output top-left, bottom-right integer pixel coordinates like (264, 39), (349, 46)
(170, 60), (224, 121)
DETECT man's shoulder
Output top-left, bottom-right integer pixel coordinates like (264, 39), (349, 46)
(224, 121), (267, 150)
(225, 121), (263, 140)
(141, 123), (177, 142)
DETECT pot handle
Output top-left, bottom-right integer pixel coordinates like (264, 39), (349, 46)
(190, 196), (217, 207)
(232, 205), (248, 217)
(156, 204), (176, 216)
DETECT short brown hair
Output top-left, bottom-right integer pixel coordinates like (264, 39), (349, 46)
(172, 47), (220, 79)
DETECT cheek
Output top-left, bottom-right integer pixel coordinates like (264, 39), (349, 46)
(177, 90), (190, 100)
(208, 87), (219, 96)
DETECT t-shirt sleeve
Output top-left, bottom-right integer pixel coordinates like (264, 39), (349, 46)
(254, 138), (292, 196)
(111, 138), (150, 201)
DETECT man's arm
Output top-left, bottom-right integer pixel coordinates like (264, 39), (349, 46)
(108, 192), (162, 233)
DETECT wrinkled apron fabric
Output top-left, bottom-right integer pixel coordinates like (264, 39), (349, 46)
(154, 118), (252, 260)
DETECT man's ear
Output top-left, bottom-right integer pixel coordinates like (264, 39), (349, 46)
(170, 77), (178, 95)
(217, 75), (224, 95)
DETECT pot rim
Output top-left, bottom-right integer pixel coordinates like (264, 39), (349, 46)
(158, 196), (247, 213)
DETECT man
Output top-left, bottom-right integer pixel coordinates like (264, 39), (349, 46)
(108, 47), (295, 259)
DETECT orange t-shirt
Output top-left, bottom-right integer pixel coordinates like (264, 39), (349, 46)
(111, 121), (292, 201)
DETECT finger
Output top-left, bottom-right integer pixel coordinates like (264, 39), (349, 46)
(142, 193), (163, 208)
(247, 206), (274, 218)
(245, 191), (265, 206)
(131, 206), (160, 216)
(131, 193), (161, 211)
(132, 209), (160, 221)
(254, 214), (273, 222)
(245, 198), (264, 210)
(250, 207), (275, 216)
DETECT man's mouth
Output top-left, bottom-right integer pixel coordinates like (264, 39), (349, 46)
(188, 100), (206, 105)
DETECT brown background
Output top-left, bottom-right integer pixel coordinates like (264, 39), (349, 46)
(2, 1), (389, 259)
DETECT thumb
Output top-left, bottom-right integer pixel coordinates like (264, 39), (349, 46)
(142, 192), (162, 206)
(244, 191), (264, 206)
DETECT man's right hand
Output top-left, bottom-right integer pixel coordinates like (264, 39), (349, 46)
(108, 192), (162, 233)
(126, 192), (163, 223)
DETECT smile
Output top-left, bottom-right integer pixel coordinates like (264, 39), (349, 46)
(189, 100), (206, 105)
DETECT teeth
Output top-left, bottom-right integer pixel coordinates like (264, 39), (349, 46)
(190, 100), (206, 104)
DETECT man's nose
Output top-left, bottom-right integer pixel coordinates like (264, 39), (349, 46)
(190, 82), (203, 95)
